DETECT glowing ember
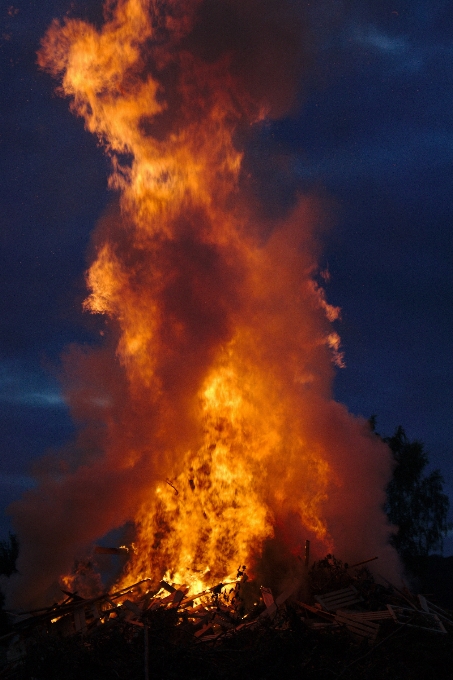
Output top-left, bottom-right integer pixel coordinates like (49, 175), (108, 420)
(9, 0), (399, 608)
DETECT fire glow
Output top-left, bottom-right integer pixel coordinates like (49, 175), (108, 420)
(10, 0), (399, 606)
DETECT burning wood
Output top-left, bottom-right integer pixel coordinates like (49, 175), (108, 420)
(94, 547), (129, 556)
(2, 553), (451, 679)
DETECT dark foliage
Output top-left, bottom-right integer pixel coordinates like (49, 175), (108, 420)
(0, 534), (19, 637)
(0, 534), (19, 578)
(382, 426), (451, 560)
(308, 554), (352, 594)
(0, 590), (9, 639)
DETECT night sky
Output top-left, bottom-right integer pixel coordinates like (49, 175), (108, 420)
(1, 0), (452, 554)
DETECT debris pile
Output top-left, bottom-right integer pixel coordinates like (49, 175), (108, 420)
(1, 555), (452, 679)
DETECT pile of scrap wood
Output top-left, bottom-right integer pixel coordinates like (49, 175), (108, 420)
(298, 583), (450, 641)
(1, 559), (452, 678)
(2, 571), (302, 662)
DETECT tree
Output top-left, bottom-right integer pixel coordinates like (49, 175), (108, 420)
(0, 533), (19, 577)
(0, 533), (18, 635)
(382, 426), (451, 560)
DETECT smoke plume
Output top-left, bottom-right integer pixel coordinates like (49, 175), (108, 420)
(9, 0), (399, 607)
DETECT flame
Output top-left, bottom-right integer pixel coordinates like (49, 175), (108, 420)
(7, 0), (400, 608)
(39, 0), (246, 238)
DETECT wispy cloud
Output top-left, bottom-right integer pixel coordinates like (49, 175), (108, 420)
(0, 391), (65, 407)
(355, 26), (409, 54)
(348, 24), (423, 73)
(0, 361), (66, 409)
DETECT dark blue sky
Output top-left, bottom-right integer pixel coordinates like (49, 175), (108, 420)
(1, 1), (452, 553)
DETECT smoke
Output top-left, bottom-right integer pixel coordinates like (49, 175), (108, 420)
(8, 0), (400, 607)
(181, 0), (310, 117)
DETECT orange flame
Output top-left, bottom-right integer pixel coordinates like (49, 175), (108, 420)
(8, 0), (400, 608)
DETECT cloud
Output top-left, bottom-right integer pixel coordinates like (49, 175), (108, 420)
(354, 26), (408, 54)
(0, 391), (65, 408)
(0, 361), (65, 409)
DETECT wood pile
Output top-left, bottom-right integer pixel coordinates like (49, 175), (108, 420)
(1, 556), (452, 679)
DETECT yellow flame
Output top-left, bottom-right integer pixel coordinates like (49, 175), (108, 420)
(40, 0), (340, 593)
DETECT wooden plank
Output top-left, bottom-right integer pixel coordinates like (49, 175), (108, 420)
(387, 605), (447, 634)
(315, 585), (362, 611)
(172, 589), (186, 605)
(52, 613), (74, 636)
(318, 591), (360, 604)
(298, 603), (335, 621)
(336, 611), (374, 624)
(185, 603), (211, 616)
(348, 556), (378, 569)
(260, 586), (276, 619)
(335, 611), (380, 642)
(336, 614), (379, 632)
(123, 599), (142, 617)
(187, 612), (211, 620)
(179, 587), (219, 607)
(148, 593), (174, 609)
(418, 595), (429, 613)
(316, 595), (362, 611)
(261, 587), (274, 608)
(317, 599), (361, 611)
(418, 596), (453, 624)
(338, 609), (392, 621)
(323, 585), (359, 597)
(105, 597), (118, 609)
(233, 620), (259, 632)
(378, 576), (418, 609)
(73, 607), (87, 633)
(275, 580), (300, 606)
(141, 596), (157, 611)
(259, 581), (300, 619)
(159, 581), (176, 594)
(213, 616), (234, 629)
(324, 596), (361, 607)
(342, 621), (379, 638)
(346, 624), (379, 643)
(194, 623), (213, 638)
(198, 632), (224, 642)
(94, 547), (129, 555)
(258, 601), (277, 618)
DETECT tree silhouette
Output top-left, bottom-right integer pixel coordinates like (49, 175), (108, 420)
(0, 533), (18, 635)
(0, 532), (18, 577)
(382, 426), (451, 559)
